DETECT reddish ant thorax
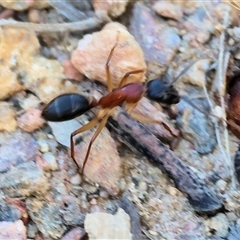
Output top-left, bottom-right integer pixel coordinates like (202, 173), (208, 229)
(98, 83), (146, 109)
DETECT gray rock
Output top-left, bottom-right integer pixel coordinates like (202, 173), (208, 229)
(182, 7), (215, 45)
(117, 197), (142, 240)
(207, 213), (229, 238)
(0, 161), (49, 197)
(61, 227), (85, 240)
(176, 99), (216, 154)
(152, 1), (183, 21)
(129, 2), (181, 66)
(0, 200), (21, 222)
(227, 223), (240, 240)
(0, 131), (38, 172)
(27, 221), (38, 238)
(85, 208), (131, 240)
(0, 220), (26, 240)
(26, 197), (66, 239)
(228, 27), (240, 42)
(60, 196), (85, 226)
(48, 120), (82, 148)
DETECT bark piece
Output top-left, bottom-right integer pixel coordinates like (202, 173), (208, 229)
(108, 107), (223, 213)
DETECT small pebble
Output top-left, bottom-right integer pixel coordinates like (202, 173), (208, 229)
(42, 152), (58, 171)
(38, 139), (49, 153)
(55, 183), (68, 195)
(119, 178), (127, 191)
(90, 205), (103, 213)
(234, 49), (240, 60)
(149, 230), (158, 236)
(83, 185), (98, 194)
(171, 201), (182, 210)
(62, 59), (83, 81)
(228, 27), (240, 42)
(21, 94), (40, 111)
(168, 186), (178, 196)
(216, 179), (227, 192)
(148, 198), (161, 210)
(236, 218), (240, 226)
(228, 38), (235, 46)
(0, 102), (17, 132)
(70, 174), (82, 185)
(225, 197), (236, 211)
(207, 213), (229, 238)
(138, 191), (148, 201)
(47, 134), (53, 139)
(90, 198), (97, 205)
(28, 9), (40, 23)
(180, 59), (210, 87)
(233, 191), (240, 198)
(179, 47), (186, 52)
(214, 106), (224, 120)
(18, 108), (45, 132)
(226, 212), (238, 222)
(99, 190), (109, 199)
(93, 0), (129, 17)
(85, 208), (131, 239)
(27, 221), (38, 238)
(152, 1), (183, 21)
(61, 227), (85, 240)
(138, 181), (148, 191)
(0, 220), (26, 240)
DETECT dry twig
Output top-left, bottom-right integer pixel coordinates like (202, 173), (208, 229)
(0, 11), (111, 32)
(108, 106), (223, 213)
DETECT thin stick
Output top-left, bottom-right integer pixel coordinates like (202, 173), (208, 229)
(0, 11), (111, 32)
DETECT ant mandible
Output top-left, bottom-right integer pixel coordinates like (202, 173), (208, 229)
(42, 32), (196, 177)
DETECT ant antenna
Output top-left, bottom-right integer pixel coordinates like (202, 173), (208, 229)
(170, 58), (211, 85)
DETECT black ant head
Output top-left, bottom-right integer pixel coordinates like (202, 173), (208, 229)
(145, 78), (180, 105)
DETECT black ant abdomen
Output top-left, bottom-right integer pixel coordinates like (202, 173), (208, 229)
(42, 93), (91, 122)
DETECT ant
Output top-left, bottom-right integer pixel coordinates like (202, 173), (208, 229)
(42, 33), (200, 177)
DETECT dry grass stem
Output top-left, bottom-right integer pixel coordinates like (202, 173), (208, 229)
(218, 11), (233, 189)
(213, 8), (235, 189)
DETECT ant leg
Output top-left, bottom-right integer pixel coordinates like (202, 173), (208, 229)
(125, 103), (179, 137)
(105, 32), (121, 93)
(118, 69), (145, 88)
(81, 109), (113, 176)
(70, 118), (99, 170)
